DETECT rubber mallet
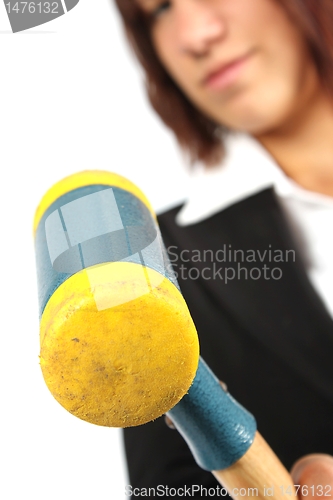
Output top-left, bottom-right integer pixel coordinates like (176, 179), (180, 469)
(34, 171), (295, 499)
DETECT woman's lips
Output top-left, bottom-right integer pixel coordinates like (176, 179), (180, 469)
(203, 53), (252, 91)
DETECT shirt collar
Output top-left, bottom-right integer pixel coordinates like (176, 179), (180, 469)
(176, 132), (333, 226)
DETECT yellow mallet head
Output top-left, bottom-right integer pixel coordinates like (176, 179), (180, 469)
(34, 171), (200, 427)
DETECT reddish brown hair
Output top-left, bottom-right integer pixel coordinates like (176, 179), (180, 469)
(114, 0), (333, 166)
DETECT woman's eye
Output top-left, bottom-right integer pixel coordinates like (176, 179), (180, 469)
(151, 1), (171, 19)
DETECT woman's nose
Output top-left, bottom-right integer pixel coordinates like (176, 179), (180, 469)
(174, 0), (227, 57)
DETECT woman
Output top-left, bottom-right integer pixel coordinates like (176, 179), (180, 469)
(114, 0), (333, 495)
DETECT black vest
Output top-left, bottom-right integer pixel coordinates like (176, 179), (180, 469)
(124, 188), (333, 494)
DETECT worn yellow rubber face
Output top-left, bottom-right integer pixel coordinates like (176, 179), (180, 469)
(40, 262), (200, 427)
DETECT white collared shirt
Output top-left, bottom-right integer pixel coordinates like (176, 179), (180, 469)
(176, 133), (333, 318)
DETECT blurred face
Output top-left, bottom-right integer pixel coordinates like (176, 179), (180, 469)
(137, 0), (320, 135)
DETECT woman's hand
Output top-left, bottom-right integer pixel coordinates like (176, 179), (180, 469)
(290, 454), (333, 499)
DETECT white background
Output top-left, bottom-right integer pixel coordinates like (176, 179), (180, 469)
(0, 1), (190, 498)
